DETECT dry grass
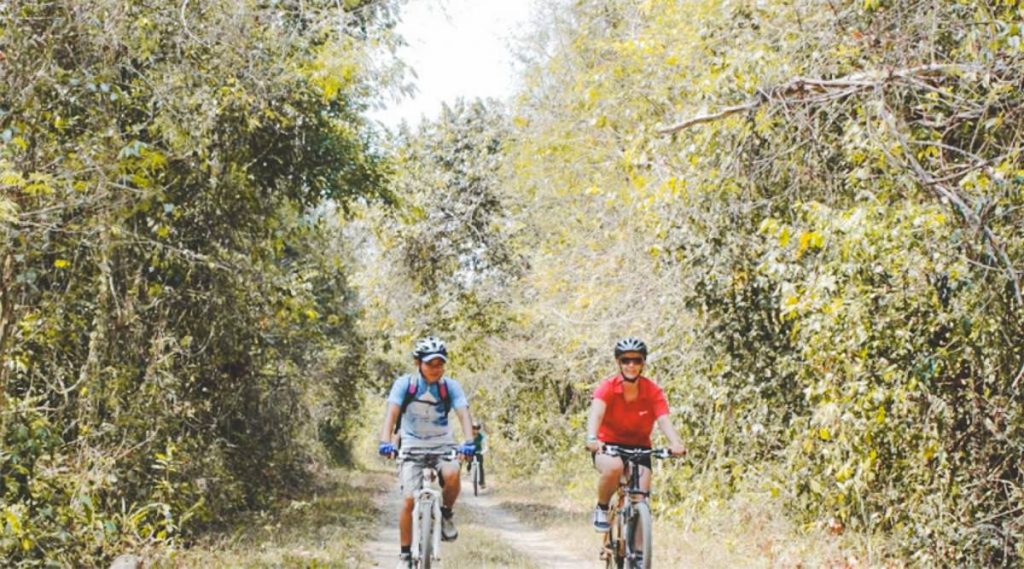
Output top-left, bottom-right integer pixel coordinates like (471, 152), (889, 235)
(434, 506), (541, 569)
(150, 470), (387, 568)
(486, 476), (900, 568)
(136, 450), (902, 568)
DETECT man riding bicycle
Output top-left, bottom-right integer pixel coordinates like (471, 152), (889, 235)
(585, 337), (686, 532)
(378, 337), (476, 568)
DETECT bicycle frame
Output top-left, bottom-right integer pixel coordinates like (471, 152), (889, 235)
(399, 449), (455, 566)
(601, 446), (670, 569)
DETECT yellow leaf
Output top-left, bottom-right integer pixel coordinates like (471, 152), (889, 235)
(54, 259), (69, 269)
(6, 510), (21, 533)
(835, 466), (853, 482)
(778, 226), (791, 247)
(818, 427), (831, 441)
(0, 171), (25, 187)
(797, 231), (824, 257)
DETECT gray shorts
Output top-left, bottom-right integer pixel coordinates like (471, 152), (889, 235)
(398, 448), (459, 497)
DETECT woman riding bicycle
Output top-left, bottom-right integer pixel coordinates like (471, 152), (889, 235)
(585, 337), (686, 532)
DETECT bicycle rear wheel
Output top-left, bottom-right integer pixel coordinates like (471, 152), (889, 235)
(625, 502), (652, 569)
(418, 507), (433, 569)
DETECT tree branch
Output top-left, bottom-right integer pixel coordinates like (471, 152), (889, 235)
(657, 63), (987, 135)
(877, 104), (1023, 308)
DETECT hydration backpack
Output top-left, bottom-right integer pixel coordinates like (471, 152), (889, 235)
(394, 375), (451, 434)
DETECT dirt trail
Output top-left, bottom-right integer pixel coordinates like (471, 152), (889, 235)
(363, 472), (403, 567)
(459, 492), (590, 568)
(363, 480), (592, 568)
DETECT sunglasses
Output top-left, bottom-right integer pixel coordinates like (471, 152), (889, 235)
(618, 357), (645, 365)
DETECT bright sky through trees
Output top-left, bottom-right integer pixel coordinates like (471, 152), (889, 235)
(369, 0), (535, 129)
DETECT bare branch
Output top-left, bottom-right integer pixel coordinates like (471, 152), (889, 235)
(658, 63), (988, 135)
(877, 104), (1022, 307)
(656, 97), (765, 134)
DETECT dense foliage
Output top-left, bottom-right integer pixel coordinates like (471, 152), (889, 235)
(394, 0), (1023, 564)
(0, 0), (395, 564)
(5, 0), (1024, 565)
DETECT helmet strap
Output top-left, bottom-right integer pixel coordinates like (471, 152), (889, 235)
(620, 364), (641, 382)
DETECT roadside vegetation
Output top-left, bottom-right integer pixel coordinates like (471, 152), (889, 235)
(3, 0), (1023, 566)
(357, 1), (1024, 566)
(1, 0), (398, 564)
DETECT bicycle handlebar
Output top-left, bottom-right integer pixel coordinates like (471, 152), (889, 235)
(601, 445), (673, 460)
(396, 448), (459, 462)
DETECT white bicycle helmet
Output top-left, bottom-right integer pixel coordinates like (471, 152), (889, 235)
(412, 336), (448, 362)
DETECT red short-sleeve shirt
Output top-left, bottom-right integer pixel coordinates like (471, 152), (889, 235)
(593, 374), (670, 447)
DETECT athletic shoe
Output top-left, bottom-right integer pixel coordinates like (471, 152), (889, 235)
(441, 514), (458, 541)
(396, 552), (412, 568)
(593, 506), (610, 532)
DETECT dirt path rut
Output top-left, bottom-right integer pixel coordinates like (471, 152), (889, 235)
(363, 481), (592, 568)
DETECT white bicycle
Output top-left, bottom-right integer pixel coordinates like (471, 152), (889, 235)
(398, 448), (457, 569)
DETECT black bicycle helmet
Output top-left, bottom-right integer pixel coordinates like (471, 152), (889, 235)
(412, 336), (448, 361)
(614, 337), (648, 358)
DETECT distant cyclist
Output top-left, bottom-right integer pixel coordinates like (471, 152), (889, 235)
(378, 337), (476, 568)
(466, 421), (487, 490)
(584, 337), (686, 532)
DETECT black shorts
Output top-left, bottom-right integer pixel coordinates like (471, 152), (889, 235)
(591, 442), (653, 470)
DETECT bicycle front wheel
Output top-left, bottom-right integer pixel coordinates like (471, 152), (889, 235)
(625, 502), (652, 569)
(418, 508), (434, 569)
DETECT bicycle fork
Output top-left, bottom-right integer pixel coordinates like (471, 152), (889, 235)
(410, 490), (443, 563)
